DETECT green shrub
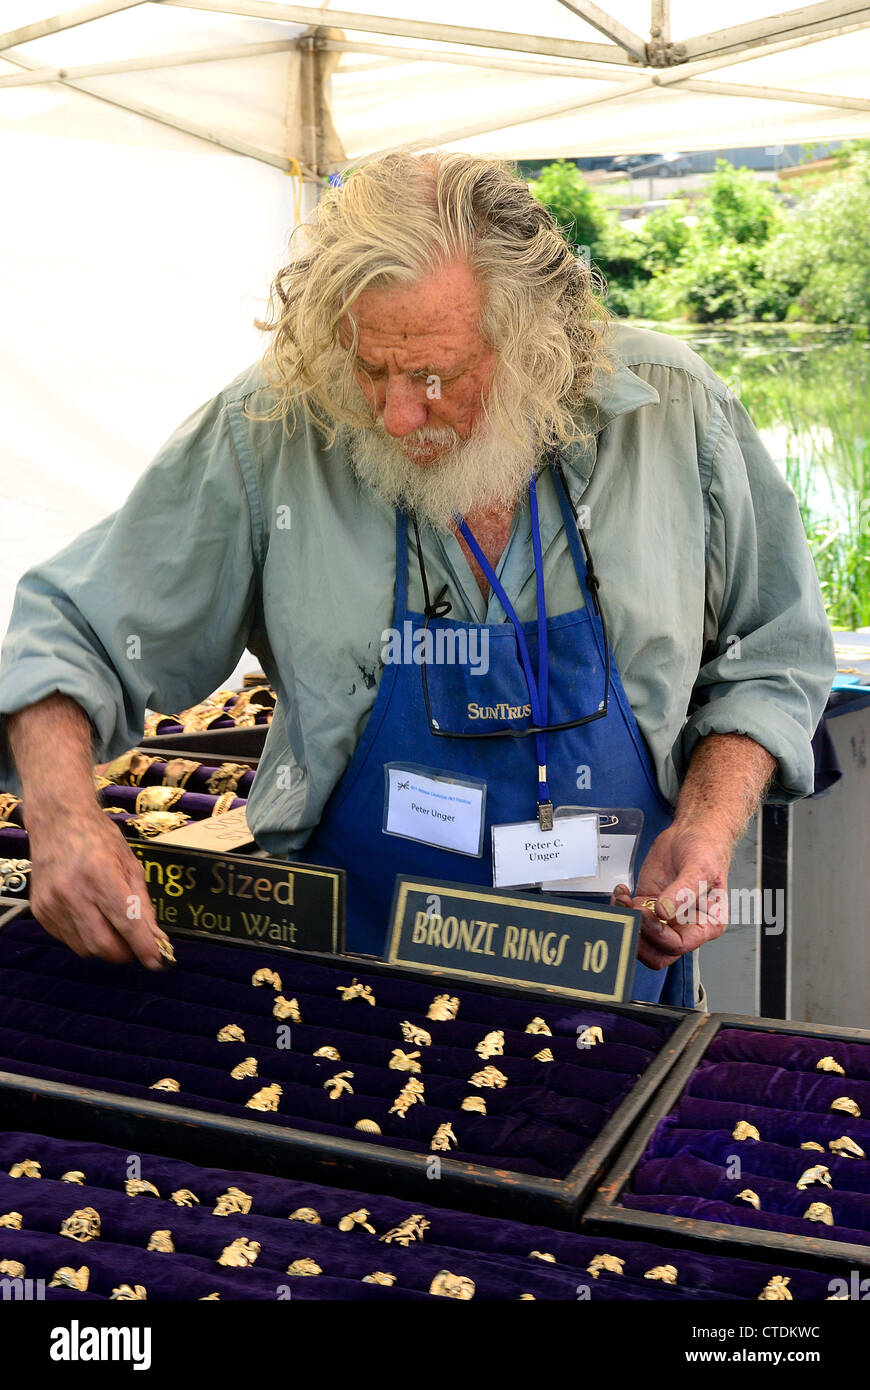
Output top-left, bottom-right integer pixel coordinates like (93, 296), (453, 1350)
(763, 152), (870, 324)
(529, 159), (610, 253)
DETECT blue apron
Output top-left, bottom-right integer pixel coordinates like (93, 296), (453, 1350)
(303, 466), (695, 1006)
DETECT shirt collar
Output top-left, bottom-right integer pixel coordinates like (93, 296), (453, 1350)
(559, 357), (661, 497)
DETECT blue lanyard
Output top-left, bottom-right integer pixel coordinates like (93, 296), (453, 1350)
(455, 474), (554, 830)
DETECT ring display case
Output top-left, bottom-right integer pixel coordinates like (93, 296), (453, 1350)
(0, 905), (701, 1227)
(587, 1012), (870, 1269)
(0, 1119), (854, 1302)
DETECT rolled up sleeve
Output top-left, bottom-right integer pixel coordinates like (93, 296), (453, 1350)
(681, 391), (836, 804)
(0, 392), (257, 792)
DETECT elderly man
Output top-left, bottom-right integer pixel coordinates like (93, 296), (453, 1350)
(0, 152), (834, 1006)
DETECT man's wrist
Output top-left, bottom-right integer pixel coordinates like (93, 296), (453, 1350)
(671, 732), (776, 852)
(25, 790), (103, 838)
(668, 808), (741, 857)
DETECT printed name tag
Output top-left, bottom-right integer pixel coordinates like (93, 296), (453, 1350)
(491, 814), (598, 888)
(384, 765), (485, 857)
(543, 830), (638, 895)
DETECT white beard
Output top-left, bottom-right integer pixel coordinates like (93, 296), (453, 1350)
(342, 413), (537, 531)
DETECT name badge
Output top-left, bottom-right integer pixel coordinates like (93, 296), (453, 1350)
(543, 808), (643, 895)
(492, 813), (598, 888)
(384, 764), (486, 857)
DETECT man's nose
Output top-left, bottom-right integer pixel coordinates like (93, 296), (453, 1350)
(381, 375), (428, 437)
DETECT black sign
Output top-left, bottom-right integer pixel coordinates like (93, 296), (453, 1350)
(388, 876), (640, 1002)
(128, 841), (344, 955)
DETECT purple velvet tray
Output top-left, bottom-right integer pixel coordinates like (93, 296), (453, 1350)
(586, 1012), (870, 1268)
(0, 1129), (853, 1300)
(0, 906), (702, 1226)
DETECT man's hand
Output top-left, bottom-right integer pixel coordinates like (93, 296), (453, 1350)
(8, 694), (165, 968)
(28, 808), (164, 968)
(608, 731), (776, 972)
(610, 821), (731, 970)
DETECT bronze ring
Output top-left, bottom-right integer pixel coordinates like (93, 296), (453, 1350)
(642, 897), (670, 925)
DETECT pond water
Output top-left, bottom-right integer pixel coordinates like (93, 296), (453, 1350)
(648, 323), (870, 629)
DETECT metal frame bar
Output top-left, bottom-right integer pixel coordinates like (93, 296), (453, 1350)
(759, 805), (792, 1021)
(161, 0), (633, 66)
(352, 72), (659, 164)
(678, 76), (870, 114)
(0, 38), (297, 87)
(648, 0), (670, 66)
(555, 0), (648, 62)
(298, 28), (329, 181)
(0, 46), (314, 176)
(651, 0), (670, 44)
(675, 2), (870, 63)
(0, 0), (146, 55)
(323, 38), (626, 81)
(5, 1), (868, 172)
(346, 17), (870, 166)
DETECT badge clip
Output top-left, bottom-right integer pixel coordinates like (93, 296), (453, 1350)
(537, 801), (554, 832)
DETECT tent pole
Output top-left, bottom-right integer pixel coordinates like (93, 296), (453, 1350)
(0, 0), (146, 55)
(648, 0), (670, 65)
(0, 40), (297, 87)
(349, 18), (870, 164)
(354, 74), (658, 162)
(673, 3), (870, 64)
(299, 30), (329, 194)
(0, 47), (309, 174)
(554, 1), (648, 62)
(676, 77), (870, 114)
(162, 1), (633, 67)
(320, 39), (625, 81)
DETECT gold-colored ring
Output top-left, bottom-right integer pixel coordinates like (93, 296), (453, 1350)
(0, 793), (23, 820)
(642, 896), (670, 925)
(135, 786), (184, 814)
(163, 758), (199, 789)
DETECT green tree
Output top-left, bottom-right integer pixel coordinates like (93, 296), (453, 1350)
(763, 152), (870, 323)
(696, 159), (782, 245)
(529, 159), (609, 253)
(529, 160), (652, 313)
(637, 198), (694, 275)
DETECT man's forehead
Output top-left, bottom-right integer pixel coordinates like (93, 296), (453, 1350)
(345, 261), (484, 363)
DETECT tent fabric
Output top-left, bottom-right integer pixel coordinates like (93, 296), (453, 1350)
(2, 2), (869, 677)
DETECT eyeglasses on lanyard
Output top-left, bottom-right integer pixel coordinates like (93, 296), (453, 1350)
(410, 452), (612, 746)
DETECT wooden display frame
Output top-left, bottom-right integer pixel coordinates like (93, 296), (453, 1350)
(586, 1011), (870, 1270)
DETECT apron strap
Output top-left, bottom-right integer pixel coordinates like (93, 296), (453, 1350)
(405, 511), (451, 621)
(550, 457), (603, 618)
(394, 507), (410, 619)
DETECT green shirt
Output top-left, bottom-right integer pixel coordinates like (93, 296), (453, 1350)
(0, 322), (836, 853)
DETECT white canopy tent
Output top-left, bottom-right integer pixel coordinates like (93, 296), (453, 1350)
(2, 1), (869, 674)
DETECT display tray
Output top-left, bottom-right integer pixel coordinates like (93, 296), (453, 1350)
(586, 1012), (870, 1270)
(0, 1116), (855, 1301)
(0, 749), (258, 876)
(139, 727), (267, 757)
(131, 745), (260, 769)
(0, 906), (703, 1227)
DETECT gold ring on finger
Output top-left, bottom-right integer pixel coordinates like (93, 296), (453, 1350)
(642, 897), (670, 925)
